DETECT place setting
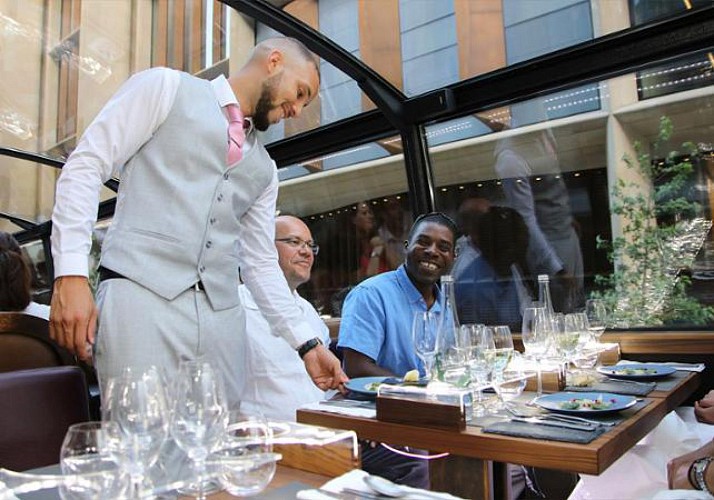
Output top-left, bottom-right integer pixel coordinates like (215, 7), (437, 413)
(481, 390), (643, 443)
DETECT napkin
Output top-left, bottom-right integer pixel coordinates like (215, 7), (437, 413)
(569, 407), (708, 500)
(300, 402), (376, 419)
(565, 379), (655, 396)
(0, 481), (20, 500)
(297, 469), (465, 499)
(617, 360), (705, 372)
(482, 420), (607, 444)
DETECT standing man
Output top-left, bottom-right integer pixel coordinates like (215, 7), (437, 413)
(49, 37), (346, 402)
(238, 215), (331, 421)
(338, 212), (458, 488)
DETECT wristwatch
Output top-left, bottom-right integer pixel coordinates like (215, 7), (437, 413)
(297, 337), (323, 359)
(689, 456), (714, 494)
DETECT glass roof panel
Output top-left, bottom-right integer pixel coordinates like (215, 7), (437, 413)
(0, 0), (377, 157)
(295, 0), (712, 97)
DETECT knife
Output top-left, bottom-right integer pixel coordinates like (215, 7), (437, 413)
(510, 416), (596, 432)
(319, 400), (375, 409)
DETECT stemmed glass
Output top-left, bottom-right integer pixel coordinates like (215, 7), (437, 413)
(558, 313), (584, 364)
(487, 325), (514, 411)
(108, 366), (170, 498)
(59, 421), (129, 499)
(521, 307), (549, 399)
(462, 324), (494, 417)
(170, 360), (228, 500)
(586, 299), (608, 342)
(411, 311), (440, 382)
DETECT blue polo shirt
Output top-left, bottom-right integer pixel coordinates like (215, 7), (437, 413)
(338, 264), (444, 377)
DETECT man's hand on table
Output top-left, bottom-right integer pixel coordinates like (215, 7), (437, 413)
(304, 344), (349, 393)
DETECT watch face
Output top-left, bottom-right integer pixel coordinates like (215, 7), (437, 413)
(694, 457), (714, 493)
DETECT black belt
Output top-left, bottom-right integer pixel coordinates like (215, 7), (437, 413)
(98, 266), (205, 291)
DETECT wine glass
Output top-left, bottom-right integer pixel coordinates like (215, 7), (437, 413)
(494, 352), (528, 403)
(170, 360), (227, 500)
(586, 299), (608, 342)
(438, 318), (471, 388)
(521, 307), (549, 398)
(411, 311), (440, 382)
(59, 421), (129, 499)
(212, 410), (276, 497)
(462, 324), (494, 417)
(488, 326), (514, 411)
(558, 313), (584, 364)
(109, 366), (170, 497)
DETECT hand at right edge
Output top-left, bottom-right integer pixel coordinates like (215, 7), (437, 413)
(50, 276), (98, 362)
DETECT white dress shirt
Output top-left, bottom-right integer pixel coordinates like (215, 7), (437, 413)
(238, 284), (330, 421)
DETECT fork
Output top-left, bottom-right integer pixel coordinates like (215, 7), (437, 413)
(505, 404), (615, 427)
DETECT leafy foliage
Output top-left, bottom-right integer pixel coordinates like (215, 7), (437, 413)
(594, 116), (714, 327)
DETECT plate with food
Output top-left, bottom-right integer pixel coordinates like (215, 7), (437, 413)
(533, 391), (638, 415)
(344, 376), (389, 397)
(344, 371), (426, 397)
(597, 364), (676, 380)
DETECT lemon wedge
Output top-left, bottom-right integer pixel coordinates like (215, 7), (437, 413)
(403, 369), (419, 382)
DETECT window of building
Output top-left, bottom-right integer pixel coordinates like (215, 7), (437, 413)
(54, 0), (81, 144)
(151, 0), (229, 72)
(630, 0), (714, 100)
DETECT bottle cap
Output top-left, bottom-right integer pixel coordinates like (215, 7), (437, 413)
(441, 274), (454, 283)
(537, 274), (549, 282)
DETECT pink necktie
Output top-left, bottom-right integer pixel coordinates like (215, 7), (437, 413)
(226, 103), (245, 165)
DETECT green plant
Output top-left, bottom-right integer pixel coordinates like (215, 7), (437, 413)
(594, 116), (714, 327)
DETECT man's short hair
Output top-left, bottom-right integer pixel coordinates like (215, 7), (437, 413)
(407, 212), (458, 242)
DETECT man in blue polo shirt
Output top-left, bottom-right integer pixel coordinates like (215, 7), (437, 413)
(338, 212), (457, 488)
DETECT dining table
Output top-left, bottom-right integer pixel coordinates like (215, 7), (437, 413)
(297, 368), (701, 500)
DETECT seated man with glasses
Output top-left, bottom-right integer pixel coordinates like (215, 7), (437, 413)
(237, 215), (331, 421)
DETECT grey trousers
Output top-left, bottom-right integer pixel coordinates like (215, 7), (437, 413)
(94, 278), (246, 409)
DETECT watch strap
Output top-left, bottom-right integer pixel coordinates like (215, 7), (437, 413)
(692, 456), (714, 494)
(297, 337), (323, 359)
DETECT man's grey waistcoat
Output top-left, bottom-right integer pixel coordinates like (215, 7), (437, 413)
(101, 72), (274, 310)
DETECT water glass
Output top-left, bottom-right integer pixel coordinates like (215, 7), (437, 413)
(412, 311), (440, 380)
(59, 421), (129, 499)
(521, 307), (549, 398)
(213, 410), (276, 496)
(109, 366), (170, 496)
(494, 354), (528, 402)
(171, 359), (227, 500)
(586, 299), (608, 341)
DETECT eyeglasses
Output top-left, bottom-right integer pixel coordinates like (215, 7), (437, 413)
(275, 237), (319, 256)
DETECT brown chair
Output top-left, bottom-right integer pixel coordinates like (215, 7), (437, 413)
(0, 366), (90, 471)
(0, 312), (76, 372)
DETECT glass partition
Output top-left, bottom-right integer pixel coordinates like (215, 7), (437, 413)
(429, 72), (714, 330)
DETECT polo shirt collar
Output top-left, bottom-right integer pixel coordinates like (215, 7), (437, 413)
(395, 264), (443, 313)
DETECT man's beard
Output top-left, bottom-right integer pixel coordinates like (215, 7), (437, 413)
(253, 74), (281, 132)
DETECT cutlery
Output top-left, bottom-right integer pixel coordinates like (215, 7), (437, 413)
(342, 487), (387, 498)
(312, 489), (379, 500)
(541, 413), (617, 427)
(510, 416), (596, 432)
(320, 400), (375, 409)
(363, 474), (447, 499)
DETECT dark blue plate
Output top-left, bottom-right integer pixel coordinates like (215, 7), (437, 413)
(597, 364), (676, 380)
(534, 391), (637, 415)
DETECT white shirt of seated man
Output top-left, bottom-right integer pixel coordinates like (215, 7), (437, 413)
(569, 406), (714, 500)
(238, 215), (331, 421)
